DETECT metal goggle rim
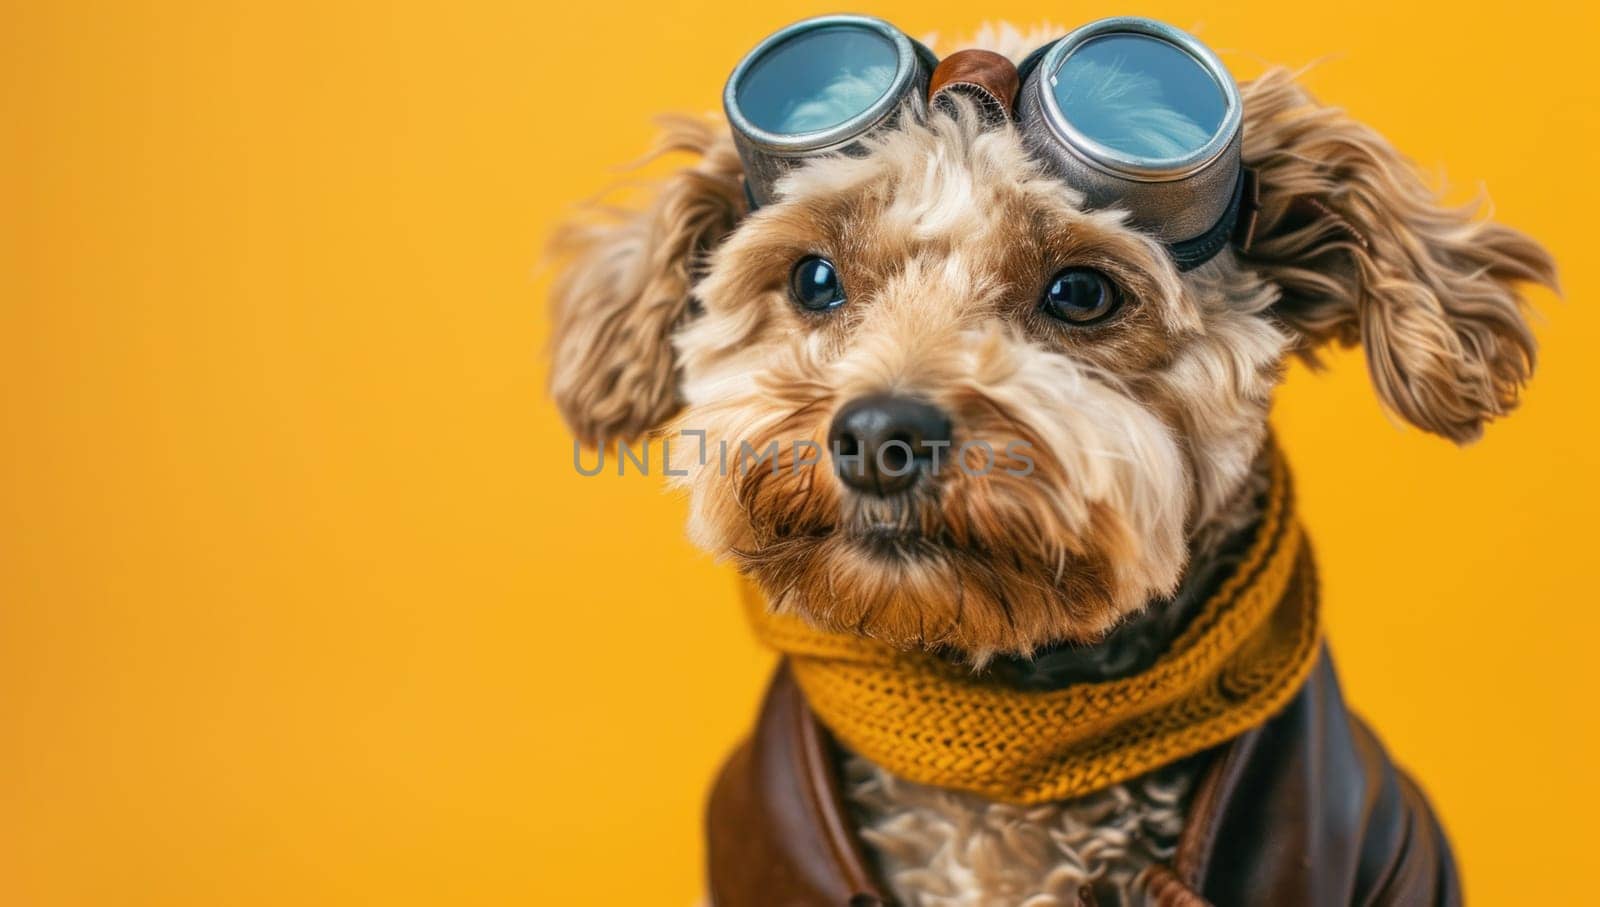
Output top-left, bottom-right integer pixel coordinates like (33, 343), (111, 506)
(1015, 17), (1243, 182)
(722, 14), (936, 156)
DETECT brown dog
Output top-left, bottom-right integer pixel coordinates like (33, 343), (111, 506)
(548, 24), (1553, 907)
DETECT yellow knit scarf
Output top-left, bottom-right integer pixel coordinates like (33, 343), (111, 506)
(744, 448), (1321, 805)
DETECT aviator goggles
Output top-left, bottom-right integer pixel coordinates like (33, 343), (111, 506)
(724, 15), (1258, 270)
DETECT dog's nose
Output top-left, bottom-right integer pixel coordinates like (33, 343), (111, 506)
(828, 394), (953, 496)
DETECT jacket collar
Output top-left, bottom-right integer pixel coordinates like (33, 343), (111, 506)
(706, 649), (1459, 907)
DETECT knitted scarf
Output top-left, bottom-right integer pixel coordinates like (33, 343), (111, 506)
(743, 449), (1321, 805)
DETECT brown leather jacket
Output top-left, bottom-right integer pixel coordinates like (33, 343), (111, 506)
(706, 649), (1459, 906)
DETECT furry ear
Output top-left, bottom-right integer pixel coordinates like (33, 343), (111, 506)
(1238, 68), (1558, 443)
(547, 115), (745, 447)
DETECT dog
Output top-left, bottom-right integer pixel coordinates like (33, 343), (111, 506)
(547, 23), (1555, 907)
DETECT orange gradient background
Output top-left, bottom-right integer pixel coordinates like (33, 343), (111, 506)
(3, 1), (1597, 904)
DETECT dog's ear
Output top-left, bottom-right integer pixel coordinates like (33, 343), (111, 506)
(1238, 68), (1558, 443)
(547, 115), (745, 447)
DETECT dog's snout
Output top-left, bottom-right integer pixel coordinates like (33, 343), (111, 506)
(828, 394), (952, 496)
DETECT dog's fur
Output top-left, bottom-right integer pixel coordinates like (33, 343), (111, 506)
(548, 24), (1555, 906)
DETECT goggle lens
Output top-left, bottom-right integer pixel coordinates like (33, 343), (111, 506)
(1049, 33), (1228, 164)
(734, 25), (901, 135)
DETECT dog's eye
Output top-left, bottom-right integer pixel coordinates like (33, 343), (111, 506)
(1041, 268), (1120, 325)
(790, 256), (846, 312)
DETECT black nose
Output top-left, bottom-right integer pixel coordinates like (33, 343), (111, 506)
(828, 394), (953, 496)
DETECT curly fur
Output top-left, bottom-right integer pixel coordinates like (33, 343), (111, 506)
(547, 116), (744, 446)
(671, 106), (1204, 658)
(546, 23), (1556, 907)
(845, 754), (1195, 907)
(1238, 69), (1557, 442)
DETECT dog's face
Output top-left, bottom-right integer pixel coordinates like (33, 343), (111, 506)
(549, 68), (1553, 660)
(670, 110), (1273, 656)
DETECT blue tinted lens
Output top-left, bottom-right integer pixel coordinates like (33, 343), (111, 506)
(1050, 33), (1226, 162)
(735, 26), (900, 135)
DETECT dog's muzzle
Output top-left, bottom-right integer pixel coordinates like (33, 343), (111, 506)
(722, 14), (1257, 271)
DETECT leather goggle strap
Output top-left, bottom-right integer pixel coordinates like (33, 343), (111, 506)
(928, 49), (1019, 127)
(1168, 165), (1261, 272)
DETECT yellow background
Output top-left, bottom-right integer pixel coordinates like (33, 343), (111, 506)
(3, 1), (1597, 903)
